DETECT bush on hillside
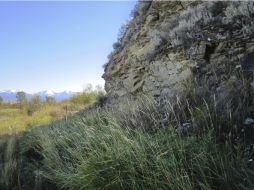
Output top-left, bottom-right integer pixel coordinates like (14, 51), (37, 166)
(27, 95), (42, 116)
(69, 92), (97, 105)
(130, 1), (151, 18)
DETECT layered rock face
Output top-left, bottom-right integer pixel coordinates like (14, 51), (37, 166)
(103, 1), (254, 101)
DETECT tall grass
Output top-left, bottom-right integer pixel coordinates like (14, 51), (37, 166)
(1, 94), (253, 190)
(38, 115), (253, 189)
(0, 135), (20, 190)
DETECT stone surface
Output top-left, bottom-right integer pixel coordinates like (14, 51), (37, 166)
(103, 1), (254, 102)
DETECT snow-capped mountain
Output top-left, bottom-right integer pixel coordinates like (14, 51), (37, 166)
(0, 90), (77, 102)
(0, 90), (21, 102)
(36, 90), (76, 101)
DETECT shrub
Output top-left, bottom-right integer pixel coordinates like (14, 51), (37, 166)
(130, 1), (151, 18)
(69, 92), (97, 106)
(163, 2), (215, 48)
(27, 95), (42, 116)
(96, 94), (108, 108)
(223, 2), (254, 37)
(224, 2), (254, 21)
(144, 30), (167, 61)
(45, 96), (56, 105)
(0, 96), (3, 105)
(160, 1), (254, 48)
(104, 1), (151, 69)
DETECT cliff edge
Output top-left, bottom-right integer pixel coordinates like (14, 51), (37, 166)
(103, 1), (254, 104)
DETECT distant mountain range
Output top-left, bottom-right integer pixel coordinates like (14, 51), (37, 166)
(0, 90), (77, 102)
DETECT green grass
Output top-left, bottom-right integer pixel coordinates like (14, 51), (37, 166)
(0, 95), (254, 190)
(0, 91), (100, 135)
(36, 113), (253, 190)
(0, 104), (67, 135)
(0, 109), (20, 120)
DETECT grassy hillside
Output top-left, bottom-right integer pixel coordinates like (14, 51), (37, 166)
(1, 91), (254, 190)
(0, 91), (99, 135)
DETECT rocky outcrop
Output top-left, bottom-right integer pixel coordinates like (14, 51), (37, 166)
(103, 1), (254, 101)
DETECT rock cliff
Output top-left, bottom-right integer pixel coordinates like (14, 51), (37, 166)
(103, 1), (254, 102)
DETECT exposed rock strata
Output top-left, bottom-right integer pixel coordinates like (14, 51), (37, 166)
(103, 1), (254, 102)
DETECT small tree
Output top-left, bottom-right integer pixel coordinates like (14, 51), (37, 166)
(16, 91), (26, 110)
(27, 95), (41, 116)
(46, 96), (56, 105)
(0, 96), (3, 105)
(83, 83), (93, 93)
(30, 95), (41, 105)
(95, 85), (105, 96)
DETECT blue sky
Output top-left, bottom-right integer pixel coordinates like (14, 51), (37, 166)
(0, 1), (136, 93)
